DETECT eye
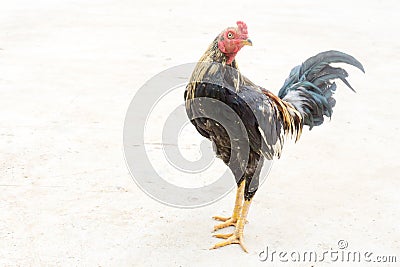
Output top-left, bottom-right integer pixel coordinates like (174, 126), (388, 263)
(227, 32), (234, 39)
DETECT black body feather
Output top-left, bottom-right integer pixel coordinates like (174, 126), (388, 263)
(185, 43), (363, 200)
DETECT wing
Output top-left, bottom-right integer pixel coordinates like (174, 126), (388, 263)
(186, 79), (284, 161)
(237, 84), (285, 159)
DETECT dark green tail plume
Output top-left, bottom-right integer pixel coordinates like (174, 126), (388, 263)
(278, 50), (364, 129)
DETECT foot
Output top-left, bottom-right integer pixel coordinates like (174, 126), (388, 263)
(212, 216), (237, 231)
(210, 199), (252, 253)
(210, 232), (248, 252)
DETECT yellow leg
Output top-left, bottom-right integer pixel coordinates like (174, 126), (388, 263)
(212, 180), (245, 231)
(211, 198), (252, 252)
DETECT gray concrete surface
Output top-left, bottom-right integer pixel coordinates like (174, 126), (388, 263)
(0, 0), (399, 266)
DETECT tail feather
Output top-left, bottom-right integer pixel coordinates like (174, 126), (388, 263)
(300, 50), (365, 79)
(278, 50), (364, 129)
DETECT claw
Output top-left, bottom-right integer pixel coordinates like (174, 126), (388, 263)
(210, 233), (248, 253)
(213, 217), (237, 232)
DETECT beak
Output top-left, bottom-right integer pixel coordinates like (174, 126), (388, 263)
(242, 39), (252, 46)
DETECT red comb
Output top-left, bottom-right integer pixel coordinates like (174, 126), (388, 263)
(236, 21), (248, 38)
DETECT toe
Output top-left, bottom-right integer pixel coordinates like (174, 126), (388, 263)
(213, 233), (233, 239)
(212, 216), (231, 222)
(238, 236), (248, 253)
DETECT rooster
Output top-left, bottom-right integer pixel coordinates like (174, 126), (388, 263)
(184, 21), (364, 252)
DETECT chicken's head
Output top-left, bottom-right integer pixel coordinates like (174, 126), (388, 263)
(217, 21), (252, 64)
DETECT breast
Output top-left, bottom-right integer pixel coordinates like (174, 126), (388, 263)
(187, 81), (264, 157)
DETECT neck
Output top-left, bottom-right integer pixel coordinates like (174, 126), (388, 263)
(188, 37), (244, 95)
(199, 37), (238, 67)
(224, 52), (238, 65)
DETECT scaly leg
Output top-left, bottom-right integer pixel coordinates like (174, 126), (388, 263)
(212, 180), (245, 231)
(211, 198), (252, 252)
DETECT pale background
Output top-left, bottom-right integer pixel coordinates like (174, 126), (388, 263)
(0, 0), (399, 266)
